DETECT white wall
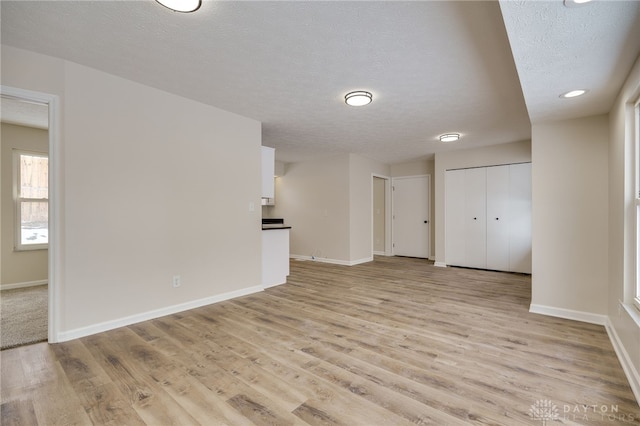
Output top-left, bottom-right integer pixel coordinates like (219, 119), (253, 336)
(1, 123), (49, 286)
(434, 140), (531, 265)
(2, 46), (262, 338)
(531, 116), (609, 319)
(273, 153), (389, 265)
(276, 154), (351, 263)
(608, 55), (640, 394)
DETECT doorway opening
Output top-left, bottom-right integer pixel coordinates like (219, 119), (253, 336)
(372, 174), (392, 257)
(1, 86), (60, 347)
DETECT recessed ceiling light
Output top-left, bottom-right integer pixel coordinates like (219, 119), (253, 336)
(563, 0), (592, 7)
(345, 91), (373, 107)
(156, 0), (201, 13)
(560, 89), (588, 98)
(439, 133), (460, 143)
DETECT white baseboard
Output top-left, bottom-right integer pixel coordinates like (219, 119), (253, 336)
(531, 304), (639, 406)
(434, 261), (447, 268)
(1, 279), (48, 291)
(57, 285), (264, 342)
(263, 281), (286, 289)
(605, 317), (640, 406)
(529, 304), (607, 325)
(290, 254), (373, 266)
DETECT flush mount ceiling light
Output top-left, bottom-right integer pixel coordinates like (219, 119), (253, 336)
(560, 89), (588, 98)
(439, 133), (460, 143)
(156, 0), (201, 13)
(345, 91), (373, 107)
(563, 0), (592, 7)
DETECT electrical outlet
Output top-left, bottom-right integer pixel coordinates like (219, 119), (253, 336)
(172, 275), (181, 288)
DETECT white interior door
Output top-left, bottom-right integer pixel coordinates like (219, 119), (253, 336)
(392, 175), (430, 258)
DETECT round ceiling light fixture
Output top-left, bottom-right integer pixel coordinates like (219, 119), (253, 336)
(560, 89), (588, 98)
(563, 0), (592, 7)
(439, 133), (460, 143)
(156, 0), (202, 13)
(345, 91), (373, 107)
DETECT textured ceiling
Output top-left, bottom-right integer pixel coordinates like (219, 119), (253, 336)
(1, 97), (48, 130)
(500, 0), (640, 124)
(1, 1), (639, 164)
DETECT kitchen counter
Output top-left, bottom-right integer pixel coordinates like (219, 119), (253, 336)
(262, 218), (291, 230)
(262, 218), (290, 288)
(262, 224), (292, 230)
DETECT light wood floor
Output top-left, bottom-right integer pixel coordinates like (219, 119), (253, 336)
(1, 256), (638, 425)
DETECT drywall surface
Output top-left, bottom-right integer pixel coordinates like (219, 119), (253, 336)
(531, 115), (609, 316)
(2, 46), (262, 335)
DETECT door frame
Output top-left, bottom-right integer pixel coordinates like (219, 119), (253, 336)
(391, 174), (431, 259)
(2, 85), (61, 343)
(371, 173), (392, 257)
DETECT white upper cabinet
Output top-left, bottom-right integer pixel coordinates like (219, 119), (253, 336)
(261, 146), (275, 199)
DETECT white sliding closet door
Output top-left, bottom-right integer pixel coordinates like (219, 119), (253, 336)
(444, 163), (531, 273)
(464, 168), (486, 269)
(486, 166), (510, 271)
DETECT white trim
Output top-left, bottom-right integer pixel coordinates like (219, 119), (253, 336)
(57, 285), (264, 342)
(1, 85), (60, 344)
(373, 250), (387, 256)
(263, 282), (286, 289)
(621, 301), (640, 330)
(434, 261), (447, 268)
(290, 254), (373, 266)
(529, 304), (607, 325)
(1, 279), (48, 291)
(605, 316), (640, 406)
(635, 98), (640, 311)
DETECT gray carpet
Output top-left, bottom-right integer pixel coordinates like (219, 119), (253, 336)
(1, 285), (48, 350)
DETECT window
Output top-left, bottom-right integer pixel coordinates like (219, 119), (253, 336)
(14, 150), (48, 250)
